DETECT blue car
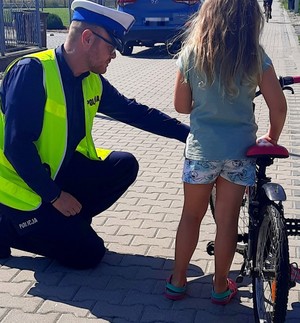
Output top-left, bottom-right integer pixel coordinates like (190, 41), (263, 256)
(116, 0), (203, 55)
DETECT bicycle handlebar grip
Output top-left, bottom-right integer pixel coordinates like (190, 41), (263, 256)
(243, 75), (299, 97)
(282, 76), (300, 85)
(292, 76), (300, 84)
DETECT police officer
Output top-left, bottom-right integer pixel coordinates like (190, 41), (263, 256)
(0, 0), (189, 269)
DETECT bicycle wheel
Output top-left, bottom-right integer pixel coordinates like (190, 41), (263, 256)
(210, 184), (249, 251)
(253, 203), (290, 323)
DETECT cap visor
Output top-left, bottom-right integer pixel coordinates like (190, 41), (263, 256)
(109, 34), (124, 52)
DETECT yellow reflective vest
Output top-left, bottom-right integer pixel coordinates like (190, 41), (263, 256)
(0, 49), (111, 211)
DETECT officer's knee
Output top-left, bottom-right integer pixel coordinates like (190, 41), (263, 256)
(58, 236), (106, 270)
(80, 240), (106, 269)
(127, 154), (139, 183)
(114, 152), (139, 184)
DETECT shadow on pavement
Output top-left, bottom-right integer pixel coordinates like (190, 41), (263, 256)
(0, 250), (273, 322)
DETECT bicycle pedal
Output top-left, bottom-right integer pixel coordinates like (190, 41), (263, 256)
(206, 241), (215, 256)
(236, 242), (247, 252)
(236, 275), (243, 283)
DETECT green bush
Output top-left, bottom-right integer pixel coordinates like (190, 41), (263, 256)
(44, 0), (64, 8)
(47, 13), (65, 29)
(43, 8), (70, 27)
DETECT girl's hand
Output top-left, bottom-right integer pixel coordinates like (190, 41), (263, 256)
(256, 135), (277, 146)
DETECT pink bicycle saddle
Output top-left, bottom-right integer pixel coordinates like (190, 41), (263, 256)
(247, 144), (289, 158)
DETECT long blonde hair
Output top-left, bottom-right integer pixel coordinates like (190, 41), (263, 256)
(180, 0), (265, 98)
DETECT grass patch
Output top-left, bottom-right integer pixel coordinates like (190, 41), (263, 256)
(281, 0), (300, 13)
(42, 7), (70, 28)
(281, 0), (288, 10)
(41, 1), (117, 29)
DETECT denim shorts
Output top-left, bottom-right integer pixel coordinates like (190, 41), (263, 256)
(182, 159), (256, 186)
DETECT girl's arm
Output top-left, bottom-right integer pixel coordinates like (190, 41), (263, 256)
(174, 70), (193, 114)
(258, 65), (287, 145)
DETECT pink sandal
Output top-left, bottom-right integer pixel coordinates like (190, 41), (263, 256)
(165, 275), (187, 300)
(211, 278), (237, 305)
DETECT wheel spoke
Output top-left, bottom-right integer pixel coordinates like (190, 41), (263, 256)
(253, 204), (289, 322)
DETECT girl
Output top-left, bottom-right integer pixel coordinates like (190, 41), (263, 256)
(165, 0), (287, 304)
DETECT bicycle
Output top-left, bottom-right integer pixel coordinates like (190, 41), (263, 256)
(206, 75), (300, 323)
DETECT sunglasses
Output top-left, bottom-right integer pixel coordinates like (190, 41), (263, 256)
(91, 30), (116, 54)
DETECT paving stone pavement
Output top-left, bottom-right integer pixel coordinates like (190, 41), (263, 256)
(1, 1), (300, 322)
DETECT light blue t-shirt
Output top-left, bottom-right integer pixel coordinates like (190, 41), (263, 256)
(177, 51), (272, 161)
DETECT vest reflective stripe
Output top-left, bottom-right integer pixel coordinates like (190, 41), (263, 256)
(32, 50), (68, 180)
(0, 49), (110, 211)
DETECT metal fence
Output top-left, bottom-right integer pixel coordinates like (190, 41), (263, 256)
(0, 0), (117, 58)
(0, 0), (44, 56)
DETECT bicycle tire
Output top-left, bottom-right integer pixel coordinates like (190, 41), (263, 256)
(252, 203), (290, 323)
(210, 184), (249, 249)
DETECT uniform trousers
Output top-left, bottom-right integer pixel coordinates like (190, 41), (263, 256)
(0, 151), (139, 269)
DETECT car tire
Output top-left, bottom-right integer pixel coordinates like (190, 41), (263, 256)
(121, 44), (133, 56)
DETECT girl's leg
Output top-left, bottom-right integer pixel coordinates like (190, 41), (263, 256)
(171, 182), (214, 287)
(213, 176), (245, 293)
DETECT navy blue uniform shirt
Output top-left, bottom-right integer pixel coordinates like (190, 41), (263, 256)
(0, 45), (189, 203)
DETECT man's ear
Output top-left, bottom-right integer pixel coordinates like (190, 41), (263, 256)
(82, 29), (94, 47)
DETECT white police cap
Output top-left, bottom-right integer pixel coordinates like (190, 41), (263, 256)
(71, 0), (135, 51)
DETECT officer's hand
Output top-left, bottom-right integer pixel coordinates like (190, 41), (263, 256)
(52, 191), (82, 217)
